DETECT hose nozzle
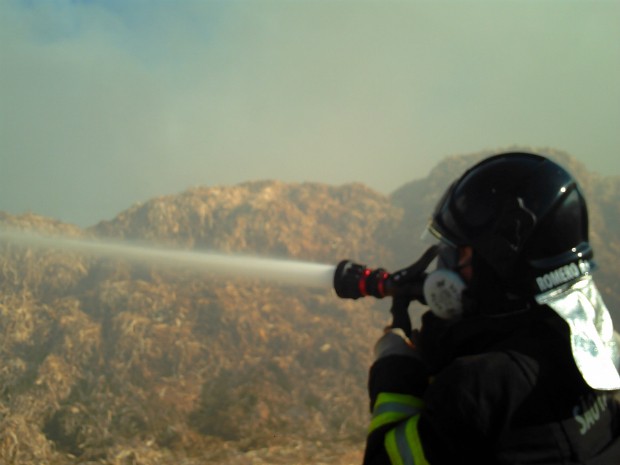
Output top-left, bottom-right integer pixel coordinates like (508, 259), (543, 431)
(333, 246), (439, 302)
(333, 260), (391, 299)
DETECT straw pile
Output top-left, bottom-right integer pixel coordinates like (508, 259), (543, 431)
(0, 151), (617, 464)
(0, 183), (398, 464)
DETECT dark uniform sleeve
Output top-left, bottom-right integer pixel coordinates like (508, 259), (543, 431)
(364, 348), (531, 465)
(362, 331), (432, 465)
(416, 354), (516, 464)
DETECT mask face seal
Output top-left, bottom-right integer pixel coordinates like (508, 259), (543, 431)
(423, 242), (467, 319)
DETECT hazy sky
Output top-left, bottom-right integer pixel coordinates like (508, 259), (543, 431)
(1, 0), (619, 227)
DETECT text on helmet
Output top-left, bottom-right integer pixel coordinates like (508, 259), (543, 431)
(536, 263), (581, 292)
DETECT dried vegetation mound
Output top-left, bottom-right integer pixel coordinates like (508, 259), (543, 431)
(0, 153), (618, 464)
(0, 183), (395, 464)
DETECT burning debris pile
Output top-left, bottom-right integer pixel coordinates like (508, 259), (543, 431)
(0, 152), (618, 464)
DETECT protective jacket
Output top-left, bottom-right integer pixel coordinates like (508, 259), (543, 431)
(362, 306), (620, 465)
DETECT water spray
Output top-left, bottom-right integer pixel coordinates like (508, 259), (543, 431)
(0, 228), (334, 289)
(0, 228), (435, 301)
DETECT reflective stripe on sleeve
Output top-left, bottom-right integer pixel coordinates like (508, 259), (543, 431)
(369, 392), (424, 434)
(385, 415), (429, 465)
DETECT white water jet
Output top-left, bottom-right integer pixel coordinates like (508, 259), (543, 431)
(0, 228), (336, 290)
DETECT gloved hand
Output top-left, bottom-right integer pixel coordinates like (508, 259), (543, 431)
(386, 245), (438, 336)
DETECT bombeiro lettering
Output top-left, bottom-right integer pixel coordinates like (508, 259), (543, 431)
(573, 394), (609, 435)
(536, 263), (581, 292)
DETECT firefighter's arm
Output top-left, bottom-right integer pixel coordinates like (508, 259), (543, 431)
(362, 249), (439, 465)
(363, 325), (432, 465)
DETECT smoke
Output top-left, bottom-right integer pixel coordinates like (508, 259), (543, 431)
(1, 1), (619, 226)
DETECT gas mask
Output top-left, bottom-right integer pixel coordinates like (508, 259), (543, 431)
(423, 242), (468, 320)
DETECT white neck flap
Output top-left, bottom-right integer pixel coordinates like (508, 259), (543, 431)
(536, 276), (620, 391)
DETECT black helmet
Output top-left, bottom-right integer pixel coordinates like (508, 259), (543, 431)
(429, 152), (593, 295)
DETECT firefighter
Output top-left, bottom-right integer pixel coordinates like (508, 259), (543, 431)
(345, 153), (620, 464)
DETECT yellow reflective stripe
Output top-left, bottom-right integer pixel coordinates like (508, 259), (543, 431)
(374, 393), (424, 410)
(384, 415), (429, 465)
(369, 393), (424, 434)
(370, 411), (409, 434)
(385, 430), (406, 465)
